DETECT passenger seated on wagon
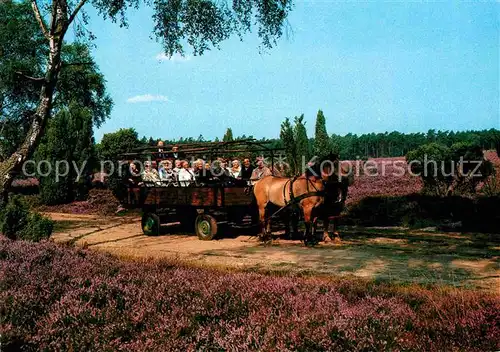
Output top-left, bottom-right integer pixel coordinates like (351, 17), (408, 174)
(207, 159), (230, 185)
(250, 157), (272, 185)
(127, 161), (143, 187)
(240, 158), (254, 180)
(141, 161), (160, 185)
(228, 159), (242, 178)
(171, 159), (182, 184)
(177, 160), (194, 187)
(193, 159), (209, 186)
(158, 160), (175, 185)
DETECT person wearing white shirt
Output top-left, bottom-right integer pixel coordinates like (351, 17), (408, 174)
(177, 160), (194, 187)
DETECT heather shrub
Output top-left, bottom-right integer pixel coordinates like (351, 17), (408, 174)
(0, 239), (498, 351)
(0, 196), (53, 241)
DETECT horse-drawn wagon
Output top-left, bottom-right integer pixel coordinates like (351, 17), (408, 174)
(118, 140), (351, 244)
(119, 140), (282, 240)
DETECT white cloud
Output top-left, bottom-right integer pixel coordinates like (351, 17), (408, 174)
(126, 94), (169, 103)
(155, 52), (192, 62)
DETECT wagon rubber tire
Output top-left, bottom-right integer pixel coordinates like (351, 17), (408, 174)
(142, 212), (160, 236)
(195, 214), (218, 241)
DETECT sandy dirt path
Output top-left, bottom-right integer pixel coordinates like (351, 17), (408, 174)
(47, 212), (500, 291)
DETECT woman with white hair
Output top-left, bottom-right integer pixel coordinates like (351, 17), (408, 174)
(158, 160), (175, 185)
(177, 160), (194, 187)
(229, 159), (242, 178)
(141, 160), (160, 185)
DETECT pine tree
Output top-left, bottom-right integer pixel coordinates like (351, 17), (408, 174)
(294, 114), (310, 172)
(314, 109), (330, 159)
(331, 134), (342, 155)
(223, 128), (234, 142)
(280, 118), (297, 174)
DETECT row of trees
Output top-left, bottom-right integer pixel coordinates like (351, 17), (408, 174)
(331, 128), (500, 160)
(143, 115), (499, 163)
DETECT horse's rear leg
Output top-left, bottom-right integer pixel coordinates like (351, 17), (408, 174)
(323, 216), (331, 242)
(331, 216), (341, 242)
(258, 204), (266, 235)
(257, 203), (272, 243)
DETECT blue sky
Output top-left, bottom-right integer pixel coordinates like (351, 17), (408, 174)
(85, 1), (499, 142)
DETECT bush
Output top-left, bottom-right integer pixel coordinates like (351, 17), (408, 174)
(0, 196), (30, 239)
(0, 196), (53, 241)
(18, 212), (54, 242)
(406, 142), (492, 196)
(344, 194), (500, 232)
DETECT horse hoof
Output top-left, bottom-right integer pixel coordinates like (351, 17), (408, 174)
(303, 237), (318, 247)
(259, 232), (273, 245)
(323, 233), (332, 242)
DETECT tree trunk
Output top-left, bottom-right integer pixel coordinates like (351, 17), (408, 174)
(0, 35), (62, 202)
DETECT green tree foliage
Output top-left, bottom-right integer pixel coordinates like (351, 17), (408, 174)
(34, 113), (72, 204)
(313, 109), (330, 158)
(97, 128), (141, 162)
(0, 2), (111, 158)
(293, 114), (310, 170)
(0, 0), (293, 197)
(0, 195), (53, 241)
(280, 118), (296, 174)
(34, 104), (96, 204)
(97, 128), (141, 201)
(406, 142), (493, 196)
(0, 1), (111, 204)
(223, 128), (234, 142)
(327, 128), (500, 160)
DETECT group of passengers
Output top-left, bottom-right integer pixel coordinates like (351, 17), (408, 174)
(127, 154), (273, 188)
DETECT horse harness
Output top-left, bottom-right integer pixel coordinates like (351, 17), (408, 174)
(264, 175), (325, 220)
(283, 176), (325, 206)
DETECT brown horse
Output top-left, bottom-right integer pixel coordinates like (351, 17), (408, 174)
(253, 162), (332, 245)
(319, 162), (352, 242)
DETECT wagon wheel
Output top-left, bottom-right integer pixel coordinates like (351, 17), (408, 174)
(142, 212), (160, 236)
(195, 214), (218, 241)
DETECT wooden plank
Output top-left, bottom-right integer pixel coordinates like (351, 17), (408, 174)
(140, 186), (254, 207)
(223, 187), (253, 206)
(190, 188), (216, 206)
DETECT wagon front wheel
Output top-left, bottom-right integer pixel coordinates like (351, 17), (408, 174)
(195, 214), (218, 241)
(142, 212), (160, 236)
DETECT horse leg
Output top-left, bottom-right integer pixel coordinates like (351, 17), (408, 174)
(283, 210), (291, 239)
(331, 216), (341, 242)
(322, 215), (332, 242)
(302, 204), (315, 246)
(291, 208), (299, 239)
(265, 212), (272, 235)
(257, 204), (267, 238)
